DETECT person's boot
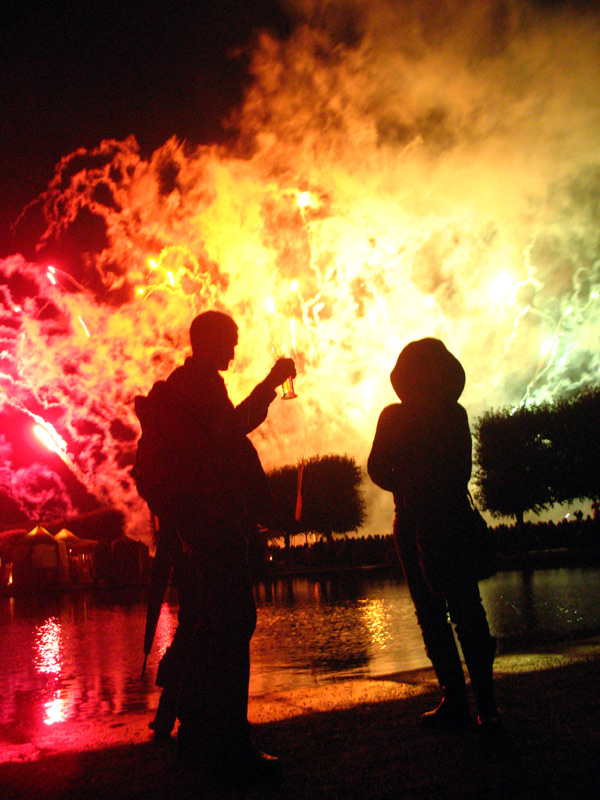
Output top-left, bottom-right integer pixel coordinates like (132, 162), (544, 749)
(231, 740), (283, 787)
(475, 636), (500, 730)
(421, 627), (472, 729)
(462, 635), (500, 730)
(149, 686), (178, 741)
(421, 683), (472, 730)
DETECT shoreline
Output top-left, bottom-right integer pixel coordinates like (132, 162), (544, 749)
(2, 635), (598, 767)
(1, 640), (599, 799)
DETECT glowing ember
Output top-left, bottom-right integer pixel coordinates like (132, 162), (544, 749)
(296, 191), (315, 210)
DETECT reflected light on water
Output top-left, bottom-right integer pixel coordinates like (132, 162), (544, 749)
(44, 693), (65, 725)
(360, 599), (392, 649)
(34, 617), (65, 725)
(34, 618), (62, 676)
(1, 569), (599, 737)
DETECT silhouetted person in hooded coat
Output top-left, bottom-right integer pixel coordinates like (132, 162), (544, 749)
(368, 338), (498, 729)
(145, 311), (294, 784)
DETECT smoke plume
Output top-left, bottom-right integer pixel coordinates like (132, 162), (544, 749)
(1, 0), (599, 539)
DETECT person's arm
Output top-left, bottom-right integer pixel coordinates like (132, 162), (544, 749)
(456, 404), (473, 487)
(235, 357), (296, 433)
(367, 404), (404, 493)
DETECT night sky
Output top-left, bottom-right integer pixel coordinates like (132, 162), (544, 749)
(1, 0), (596, 253)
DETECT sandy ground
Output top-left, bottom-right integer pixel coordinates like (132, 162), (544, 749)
(1, 638), (599, 799)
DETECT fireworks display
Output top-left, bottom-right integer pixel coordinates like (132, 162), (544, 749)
(1, 1), (600, 540)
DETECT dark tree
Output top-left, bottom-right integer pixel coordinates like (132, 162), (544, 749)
(473, 387), (600, 562)
(266, 454), (366, 544)
(473, 405), (555, 526)
(550, 388), (600, 504)
(265, 462), (299, 549)
(474, 388), (600, 524)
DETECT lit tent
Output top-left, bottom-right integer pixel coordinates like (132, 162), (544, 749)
(11, 525), (69, 587)
(55, 528), (97, 585)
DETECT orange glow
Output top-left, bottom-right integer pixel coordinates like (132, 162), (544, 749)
(361, 599), (391, 648)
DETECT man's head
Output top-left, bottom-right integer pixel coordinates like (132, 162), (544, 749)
(189, 311), (238, 371)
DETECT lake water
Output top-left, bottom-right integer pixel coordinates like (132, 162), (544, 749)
(1, 567), (599, 731)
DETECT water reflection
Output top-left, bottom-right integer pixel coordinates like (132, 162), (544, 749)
(35, 618), (62, 676)
(34, 617), (64, 725)
(0, 568), (599, 737)
(480, 568), (600, 646)
(360, 598), (392, 648)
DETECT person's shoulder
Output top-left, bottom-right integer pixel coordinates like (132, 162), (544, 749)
(377, 403), (403, 423)
(146, 378), (169, 405)
(455, 402), (469, 421)
(165, 357), (197, 393)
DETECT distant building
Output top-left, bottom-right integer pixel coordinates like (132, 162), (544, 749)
(11, 526), (69, 588)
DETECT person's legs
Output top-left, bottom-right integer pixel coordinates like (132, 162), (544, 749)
(395, 513), (470, 726)
(150, 617), (197, 738)
(447, 583), (499, 728)
(176, 518), (280, 783)
(150, 551), (199, 739)
(177, 529), (254, 741)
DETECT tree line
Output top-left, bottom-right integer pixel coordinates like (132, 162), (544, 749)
(265, 387), (600, 542)
(473, 387), (600, 524)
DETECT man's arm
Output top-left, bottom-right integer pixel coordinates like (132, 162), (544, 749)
(235, 357), (296, 433)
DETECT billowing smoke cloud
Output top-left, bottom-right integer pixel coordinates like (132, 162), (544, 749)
(1, 0), (599, 540)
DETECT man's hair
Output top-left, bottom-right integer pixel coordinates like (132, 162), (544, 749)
(189, 311), (238, 354)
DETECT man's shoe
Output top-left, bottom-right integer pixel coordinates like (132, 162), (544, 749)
(177, 737), (282, 788)
(232, 744), (283, 787)
(148, 702), (176, 741)
(421, 696), (472, 730)
(477, 710), (502, 732)
(148, 716), (175, 742)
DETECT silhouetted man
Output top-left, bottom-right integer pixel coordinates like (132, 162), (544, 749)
(144, 311), (295, 785)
